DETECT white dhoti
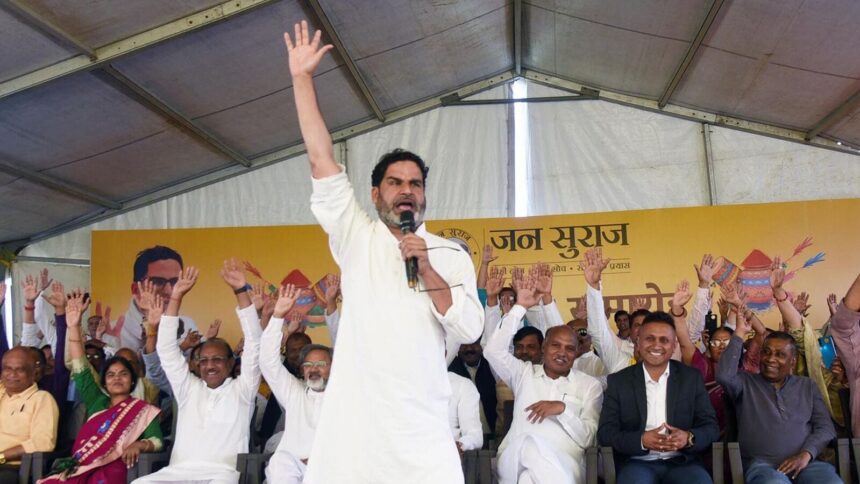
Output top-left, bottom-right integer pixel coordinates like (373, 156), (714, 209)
(131, 462), (239, 484)
(266, 448), (306, 484)
(497, 434), (578, 484)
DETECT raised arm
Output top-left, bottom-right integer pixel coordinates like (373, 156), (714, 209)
(476, 244), (497, 290)
(220, 258), (262, 398)
(716, 313), (751, 398)
(769, 256), (803, 330)
(261, 284), (302, 404)
(285, 20), (338, 179)
(485, 277), (540, 388)
(689, 254), (718, 344)
(581, 248), (628, 373)
(669, 280), (697, 366)
(158, 266), (199, 399)
(64, 289), (89, 362)
(20, 275), (41, 346)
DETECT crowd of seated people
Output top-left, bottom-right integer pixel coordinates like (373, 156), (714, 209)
(1, 242), (859, 484)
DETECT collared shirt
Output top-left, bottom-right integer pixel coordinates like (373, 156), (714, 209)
(716, 335), (836, 466)
(0, 383), (59, 461)
(485, 304), (603, 484)
(633, 364), (681, 461)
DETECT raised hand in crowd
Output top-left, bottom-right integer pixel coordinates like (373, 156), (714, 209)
(716, 297), (729, 324)
(45, 280), (67, 316)
(261, 295), (276, 330)
(670, 280), (693, 316)
(629, 296), (649, 313)
(21, 273), (38, 305)
(733, 304), (754, 341)
(694, 253), (718, 289)
(535, 262), (554, 304)
(220, 258), (252, 309)
(792, 291), (811, 318)
(66, 289), (92, 361)
(273, 284), (301, 320)
(512, 272), (540, 309)
(206, 319), (222, 340)
(141, 284), (165, 354)
(251, 283), (266, 315)
(580, 247), (609, 290)
(768, 256), (802, 330)
(485, 266), (506, 306)
(288, 311), (305, 334)
(324, 273), (341, 315)
(826, 293), (838, 317)
(510, 266), (525, 297)
(179, 331), (202, 353)
(573, 295), (587, 320)
(39, 267), (52, 292)
(137, 279), (160, 322)
(830, 356), (848, 387)
(721, 280), (746, 308)
(477, 244), (498, 289)
(166, 266), (199, 317)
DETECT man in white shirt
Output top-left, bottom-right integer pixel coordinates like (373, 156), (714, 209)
(597, 312), (718, 484)
(260, 284), (329, 483)
(285, 21), (483, 483)
(133, 260), (261, 484)
(485, 277), (603, 484)
(448, 372), (483, 453)
(568, 318), (608, 389)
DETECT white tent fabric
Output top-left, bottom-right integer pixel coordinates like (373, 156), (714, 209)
(709, 126), (860, 205)
(526, 83), (708, 216)
(21, 86), (510, 260)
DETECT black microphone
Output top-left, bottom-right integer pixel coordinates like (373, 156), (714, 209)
(399, 211), (419, 289)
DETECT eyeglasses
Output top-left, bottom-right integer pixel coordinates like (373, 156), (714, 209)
(146, 276), (179, 288)
(575, 328), (588, 337)
(196, 356), (230, 365)
(86, 354), (102, 360)
(709, 340), (730, 348)
(301, 361), (328, 369)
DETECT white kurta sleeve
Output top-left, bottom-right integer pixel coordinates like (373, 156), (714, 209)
(456, 378), (484, 451)
(428, 251), (484, 345)
(156, 314), (191, 402)
(260, 316), (300, 406)
(485, 305), (528, 388)
(325, 309), (340, 346)
(20, 322), (41, 347)
(527, 300), (565, 334)
(236, 304), (262, 402)
(586, 284), (629, 373)
(688, 287), (711, 351)
(35, 294), (56, 350)
(309, 167), (373, 265)
(555, 376), (603, 449)
(481, 304), (502, 347)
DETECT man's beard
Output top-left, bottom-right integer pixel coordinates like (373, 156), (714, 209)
(307, 377), (327, 392)
(375, 197), (426, 229)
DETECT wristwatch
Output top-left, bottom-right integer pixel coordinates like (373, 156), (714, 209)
(686, 432), (695, 449)
(233, 283), (252, 295)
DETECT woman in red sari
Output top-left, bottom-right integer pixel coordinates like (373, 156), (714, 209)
(39, 290), (162, 484)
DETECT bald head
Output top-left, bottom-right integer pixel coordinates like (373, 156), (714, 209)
(2, 347), (38, 395)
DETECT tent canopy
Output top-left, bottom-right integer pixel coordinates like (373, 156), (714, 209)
(1, 0), (858, 250)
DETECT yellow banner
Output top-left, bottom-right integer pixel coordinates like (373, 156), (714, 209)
(92, 198), (860, 346)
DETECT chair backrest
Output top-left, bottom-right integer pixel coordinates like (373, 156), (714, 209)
(721, 393), (738, 443)
(838, 387), (851, 438)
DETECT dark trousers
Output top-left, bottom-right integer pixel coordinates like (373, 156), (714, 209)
(618, 458), (712, 484)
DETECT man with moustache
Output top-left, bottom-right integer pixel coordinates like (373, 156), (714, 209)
(598, 312), (718, 484)
(449, 340), (497, 438)
(261, 285), (330, 483)
(285, 21), (483, 483)
(717, 321), (840, 484)
(485, 277), (602, 484)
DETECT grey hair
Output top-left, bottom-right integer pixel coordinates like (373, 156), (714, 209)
(299, 343), (333, 363)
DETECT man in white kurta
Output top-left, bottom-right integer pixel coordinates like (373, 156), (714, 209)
(260, 313), (326, 483)
(304, 168), (483, 483)
(448, 371), (484, 452)
(486, 301), (603, 484)
(133, 295), (260, 483)
(285, 21), (483, 483)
